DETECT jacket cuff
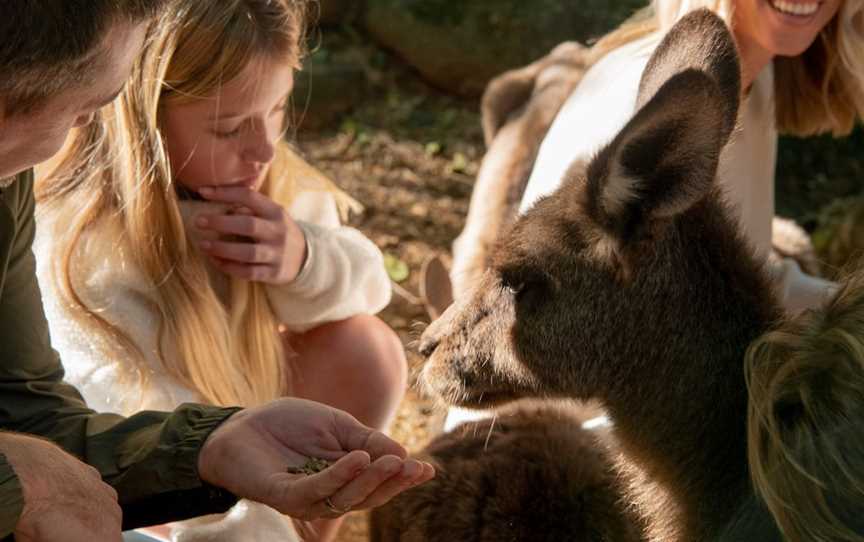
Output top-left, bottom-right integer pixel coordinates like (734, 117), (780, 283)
(116, 405), (243, 529)
(158, 404), (244, 490)
(0, 452), (24, 538)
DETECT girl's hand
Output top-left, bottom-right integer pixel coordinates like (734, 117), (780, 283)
(195, 186), (306, 284)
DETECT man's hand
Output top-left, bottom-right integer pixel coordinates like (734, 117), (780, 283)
(198, 398), (435, 520)
(0, 433), (122, 542)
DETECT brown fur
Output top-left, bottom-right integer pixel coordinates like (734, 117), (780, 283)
(451, 42), (590, 298)
(420, 10), (788, 542)
(370, 402), (643, 542)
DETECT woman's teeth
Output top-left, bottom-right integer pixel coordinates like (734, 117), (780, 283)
(770, 0), (820, 16)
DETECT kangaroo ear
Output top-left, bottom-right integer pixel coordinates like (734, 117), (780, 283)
(638, 8), (741, 144)
(584, 69), (727, 243)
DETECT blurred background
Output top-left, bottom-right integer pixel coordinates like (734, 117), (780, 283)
(292, 2), (862, 539)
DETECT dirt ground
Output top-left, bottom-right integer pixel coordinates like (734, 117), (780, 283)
(296, 57), (485, 541)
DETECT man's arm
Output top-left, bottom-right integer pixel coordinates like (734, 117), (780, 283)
(0, 171), (238, 532)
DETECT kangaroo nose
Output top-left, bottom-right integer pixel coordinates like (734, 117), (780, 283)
(418, 336), (440, 358)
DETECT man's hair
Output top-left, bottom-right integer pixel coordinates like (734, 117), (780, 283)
(0, 0), (166, 115)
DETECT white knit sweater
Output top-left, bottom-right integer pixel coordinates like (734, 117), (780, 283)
(521, 35), (836, 313)
(34, 188), (391, 542)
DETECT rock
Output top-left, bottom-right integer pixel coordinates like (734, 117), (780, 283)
(363, 0), (644, 96)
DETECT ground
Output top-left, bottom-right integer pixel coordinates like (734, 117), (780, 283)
(296, 53), (484, 541)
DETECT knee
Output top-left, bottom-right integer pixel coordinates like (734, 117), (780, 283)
(334, 315), (407, 396)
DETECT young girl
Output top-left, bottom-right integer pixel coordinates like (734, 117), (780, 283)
(34, 1), (408, 540)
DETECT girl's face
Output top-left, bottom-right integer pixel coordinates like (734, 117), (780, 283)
(161, 57), (294, 193)
(732, 0), (843, 57)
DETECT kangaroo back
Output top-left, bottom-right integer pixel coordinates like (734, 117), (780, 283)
(370, 403), (643, 542)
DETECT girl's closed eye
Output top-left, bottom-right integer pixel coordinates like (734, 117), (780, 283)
(212, 122), (245, 139)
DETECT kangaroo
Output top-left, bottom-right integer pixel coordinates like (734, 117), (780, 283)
(370, 401), (643, 542)
(418, 9), (787, 541)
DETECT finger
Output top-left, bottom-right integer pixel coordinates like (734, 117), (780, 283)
(307, 455), (405, 517)
(196, 214), (281, 242)
(354, 461), (436, 511)
(198, 186), (283, 219)
(264, 451), (371, 515)
(200, 239), (277, 264)
(339, 422), (407, 461)
(327, 458), (427, 513)
(209, 258), (273, 282)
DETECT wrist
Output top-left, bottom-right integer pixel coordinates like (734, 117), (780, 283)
(197, 408), (245, 486)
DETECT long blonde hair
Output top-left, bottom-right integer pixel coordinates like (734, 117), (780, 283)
(591, 0), (864, 136)
(37, 0), (310, 408)
(746, 267), (864, 541)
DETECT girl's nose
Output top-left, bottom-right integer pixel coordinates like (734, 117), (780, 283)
(243, 132), (276, 165)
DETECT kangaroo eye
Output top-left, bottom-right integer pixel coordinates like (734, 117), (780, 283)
(500, 272), (526, 296)
(505, 281), (525, 296)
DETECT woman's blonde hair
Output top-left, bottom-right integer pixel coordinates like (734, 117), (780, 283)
(591, 0), (864, 136)
(37, 0), (311, 408)
(746, 267), (864, 541)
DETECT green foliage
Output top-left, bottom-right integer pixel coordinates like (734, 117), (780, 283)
(384, 252), (410, 282)
(776, 125), (864, 229)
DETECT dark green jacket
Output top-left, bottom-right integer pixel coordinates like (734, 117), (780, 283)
(0, 170), (240, 536)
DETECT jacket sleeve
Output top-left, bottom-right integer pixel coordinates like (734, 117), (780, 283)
(266, 190), (392, 332)
(0, 172), (239, 534)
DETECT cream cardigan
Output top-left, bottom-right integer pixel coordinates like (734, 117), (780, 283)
(34, 188), (391, 542)
(521, 35), (836, 314)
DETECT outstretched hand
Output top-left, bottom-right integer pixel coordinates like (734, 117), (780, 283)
(197, 398), (435, 520)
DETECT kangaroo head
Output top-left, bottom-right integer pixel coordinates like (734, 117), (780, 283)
(420, 10), (757, 408)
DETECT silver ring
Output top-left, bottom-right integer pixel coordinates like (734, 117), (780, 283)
(324, 496), (350, 515)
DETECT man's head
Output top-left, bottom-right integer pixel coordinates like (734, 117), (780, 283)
(0, 1), (164, 179)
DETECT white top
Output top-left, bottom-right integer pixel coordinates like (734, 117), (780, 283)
(34, 188), (391, 541)
(520, 35), (835, 313)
